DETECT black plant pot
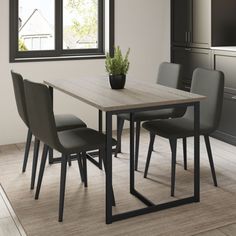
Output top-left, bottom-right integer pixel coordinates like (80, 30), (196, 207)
(109, 75), (126, 89)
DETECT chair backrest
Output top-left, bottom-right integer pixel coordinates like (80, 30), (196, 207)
(11, 71), (29, 127)
(157, 62), (183, 89)
(157, 62), (185, 117)
(185, 68), (225, 132)
(24, 80), (60, 149)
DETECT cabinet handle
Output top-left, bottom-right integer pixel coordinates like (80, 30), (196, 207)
(185, 48), (191, 51)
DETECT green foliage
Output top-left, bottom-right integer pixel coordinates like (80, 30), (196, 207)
(66, 0), (98, 45)
(18, 39), (28, 51)
(67, 0), (97, 9)
(105, 46), (130, 76)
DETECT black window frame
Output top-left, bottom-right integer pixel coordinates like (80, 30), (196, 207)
(10, 0), (114, 62)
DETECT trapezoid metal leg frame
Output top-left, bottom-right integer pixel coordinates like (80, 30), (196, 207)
(105, 102), (200, 224)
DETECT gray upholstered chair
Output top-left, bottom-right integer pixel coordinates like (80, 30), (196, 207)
(143, 68), (224, 196)
(24, 80), (116, 222)
(11, 71), (87, 189)
(115, 62), (185, 170)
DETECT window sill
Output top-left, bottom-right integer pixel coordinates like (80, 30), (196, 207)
(10, 54), (106, 63)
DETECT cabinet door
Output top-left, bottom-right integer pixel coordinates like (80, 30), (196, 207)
(171, 0), (190, 47)
(188, 48), (212, 77)
(213, 93), (236, 145)
(171, 47), (212, 85)
(191, 0), (211, 48)
(214, 53), (236, 94)
(171, 47), (190, 82)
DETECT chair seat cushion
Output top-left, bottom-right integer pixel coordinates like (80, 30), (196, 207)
(55, 114), (87, 131)
(118, 109), (174, 121)
(58, 128), (117, 154)
(142, 118), (213, 138)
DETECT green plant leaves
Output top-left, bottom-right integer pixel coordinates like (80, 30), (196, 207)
(105, 46), (130, 76)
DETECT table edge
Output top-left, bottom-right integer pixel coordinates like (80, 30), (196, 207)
(44, 80), (206, 112)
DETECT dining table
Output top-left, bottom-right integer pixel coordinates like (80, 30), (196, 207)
(44, 76), (205, 224)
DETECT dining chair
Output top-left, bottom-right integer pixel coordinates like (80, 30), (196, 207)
(24, 79), (116, 222)
(143, 68), (224, 196)
(115, 62), (185, 170)
(11, 71), (87, 189)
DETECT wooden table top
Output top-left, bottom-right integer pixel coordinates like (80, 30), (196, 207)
(44, 77), (205, 112)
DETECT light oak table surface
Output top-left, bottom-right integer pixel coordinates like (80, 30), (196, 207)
(44, 77), (205, 112)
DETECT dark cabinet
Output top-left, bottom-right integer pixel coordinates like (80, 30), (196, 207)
(171, 0), (236, 48)
(171, 47), (212, 90)
(171, 0), (189, 47)
(214, 52), (236, 94)
(212, 93), (236, 145)
(211, 50), (236, 145)
(171, 0), (211, 48)
(191, 0), (211, 48)
(171, 0), (236, 145)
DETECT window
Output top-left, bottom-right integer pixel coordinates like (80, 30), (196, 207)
(10, 0), (114, 62)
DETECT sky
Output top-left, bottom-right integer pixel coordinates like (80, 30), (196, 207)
(19, 0), (54, 25)
(19, 0), (74, 26)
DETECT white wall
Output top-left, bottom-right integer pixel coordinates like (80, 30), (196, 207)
(0, 0), (170, 145)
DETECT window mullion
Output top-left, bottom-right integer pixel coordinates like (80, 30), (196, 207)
(97, 0), (104, 54)
(10, 0), (19, 61)
(109, 0), (115, 57)
(55, 0), (63, 55)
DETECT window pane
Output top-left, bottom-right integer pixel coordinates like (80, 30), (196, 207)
(63, 0), (99, 49)
(18, 0), (55, 51)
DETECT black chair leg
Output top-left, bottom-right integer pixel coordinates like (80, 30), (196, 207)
(35, 145), (49, 200)
(22, 129), (32, 173)
(144, 133), (155, 178)
(135, 121), (141, 171)
(183, 138), (187, 170)
(82, 152), (88, 187)
(98, 155), (103, 170)
(48, 148), (54, 165)
(115, 117), (125, 157)
(68, 156), (72, 167)
(77, 153), (85, 182)
(169, 138), (177, 197)
(204, 135), (218, 187)
(101, 149), (116, 206)
(59, 154), (68, 222)
(31, 138), (40, 190)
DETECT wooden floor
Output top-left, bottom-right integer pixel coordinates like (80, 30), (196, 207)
(0, 185), (26, 236)
(0, 130), (236, 236)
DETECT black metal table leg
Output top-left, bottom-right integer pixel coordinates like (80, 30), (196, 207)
(98, 110), (103, 170)
(107, 102), (201, 224)
(105, 112), (113, 224)
(130, 113), (135, 194)
(194, 102), (200, 202)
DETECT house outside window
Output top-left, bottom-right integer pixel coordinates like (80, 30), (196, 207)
(19, 9), (54, 51)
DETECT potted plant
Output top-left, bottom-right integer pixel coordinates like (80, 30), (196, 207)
(105, 46), (130, 89)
